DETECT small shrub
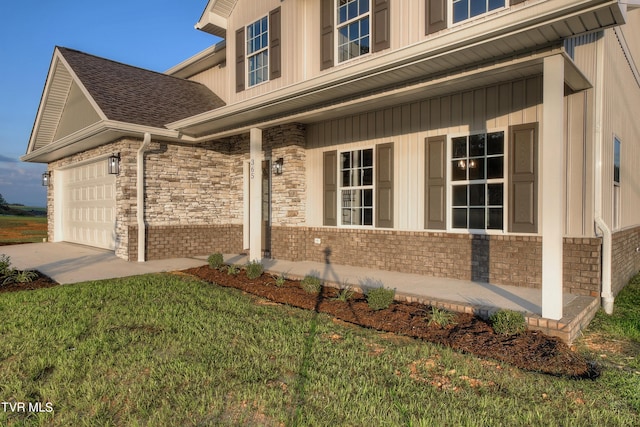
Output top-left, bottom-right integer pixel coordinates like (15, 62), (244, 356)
(427, 306), (456, 328)
(301, 275), (322, 294)
(226, 264), (240, 276)
(245, 261), (264, 280)
(13, 270), (38, 284)
(207, 253), (224, 270)
(489, 309), (526, 336)
(366, 286), (395, 311)
(273, 273), (286, 287)
(0, 254), (12, 277)
(334, 286), (355, 302)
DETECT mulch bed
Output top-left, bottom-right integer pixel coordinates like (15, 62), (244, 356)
(0, 272), (59, 294)
(184, 265), (598, 379)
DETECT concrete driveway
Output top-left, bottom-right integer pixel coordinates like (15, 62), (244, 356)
(1, 242), (207, 284)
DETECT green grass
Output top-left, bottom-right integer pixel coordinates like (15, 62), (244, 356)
(0, 273), (638, 426)
(587, 274), (640, 342)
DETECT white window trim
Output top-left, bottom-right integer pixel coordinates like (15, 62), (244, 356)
(449, 0), (507, 27)
(337, 146), (375, 228)
(335, 0), (372, 65)
(246, 14), (270, 88)
(446, 128), (508, 234)
(613, 135), (621, 230)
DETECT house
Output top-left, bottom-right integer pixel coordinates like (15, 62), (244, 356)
(23, 0), (640, 325)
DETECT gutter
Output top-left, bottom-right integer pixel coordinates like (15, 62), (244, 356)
(593, 33), (614, 314)
(137, 133), (151, 262)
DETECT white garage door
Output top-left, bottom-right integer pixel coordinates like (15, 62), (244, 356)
(62, 160), (116, 250)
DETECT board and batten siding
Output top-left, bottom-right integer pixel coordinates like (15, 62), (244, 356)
(224, 0), (304, 103)
(601, 25), (640, 230)
(306, 77), (543, 230)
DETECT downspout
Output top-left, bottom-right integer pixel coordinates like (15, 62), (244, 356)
(137, 132), (151, 262)
(593, 33), (614, 314)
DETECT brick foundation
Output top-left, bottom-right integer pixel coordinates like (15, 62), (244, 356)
(271, 226), (602, 292)
(612, 226), (640, 296)
(127, 224), (243, 261)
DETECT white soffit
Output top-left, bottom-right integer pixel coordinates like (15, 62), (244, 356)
(195, 0), (237, 37)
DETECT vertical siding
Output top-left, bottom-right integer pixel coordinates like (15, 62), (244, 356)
(54, 82), (101, 140)
(602, 26), (640, 230)
(306, 77), (543, 229)
(226, 0), (303, 104)
(564, 90), (593, 237)
(187, 64), (230, 104)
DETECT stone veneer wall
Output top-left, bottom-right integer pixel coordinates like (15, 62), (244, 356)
(611, 226), (640, 295)
(271, 226), (602, 293)
(46, 124), (307, 262)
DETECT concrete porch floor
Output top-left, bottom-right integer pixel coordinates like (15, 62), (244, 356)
(0, 243), (599, 343)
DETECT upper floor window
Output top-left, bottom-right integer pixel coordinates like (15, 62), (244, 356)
(337, 0), (371, 62)
(453, 0), (504, 24)
(247, 16), (269, 87)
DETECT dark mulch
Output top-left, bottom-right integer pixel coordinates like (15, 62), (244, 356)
(184, 265), (598, 379)
(0, 272), (59, 294)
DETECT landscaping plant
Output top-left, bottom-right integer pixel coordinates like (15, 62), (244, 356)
(366, 286), (395, 310)
(226, 264), (240, 276)
(272, 273), (287, 287)
(334, 286), (355, 302)
(427, 306), (457, 328)
(489, 309), (527, 335)
(300, 275), (322, 294)
(245, 261), (264, 280)
(207, 253), (224, 270)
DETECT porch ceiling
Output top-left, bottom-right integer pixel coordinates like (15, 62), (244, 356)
(172, 0), (624, 139)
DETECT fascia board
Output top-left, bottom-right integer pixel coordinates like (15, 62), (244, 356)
(165, 40), (227, 78)
(21, 121), (182, 163)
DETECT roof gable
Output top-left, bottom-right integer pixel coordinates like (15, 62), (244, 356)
(57, 47), (225, 128)
(26, 47), (225, 156)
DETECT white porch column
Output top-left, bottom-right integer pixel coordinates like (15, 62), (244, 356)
(249, 128), (263, 262)
(541, 55), (565, 320)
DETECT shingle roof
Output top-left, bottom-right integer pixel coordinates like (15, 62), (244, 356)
(57, 47), (225, 128)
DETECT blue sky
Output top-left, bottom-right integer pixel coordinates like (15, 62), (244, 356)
(0, 0), (220, 207)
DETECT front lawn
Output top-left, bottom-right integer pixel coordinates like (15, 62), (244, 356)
(0, 273), (638, 426)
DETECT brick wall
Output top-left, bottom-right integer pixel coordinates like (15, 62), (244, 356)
(563, 238), (602, 296)
(127, 224), (243, 261)
(271, 226), (602, 292)
(611, 226), (640, 295)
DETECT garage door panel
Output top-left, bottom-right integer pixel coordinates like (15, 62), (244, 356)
(62, 160), (116, 250)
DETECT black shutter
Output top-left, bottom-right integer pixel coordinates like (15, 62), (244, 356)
(508, 123), (538, 233)
(323, 150), (337, 226)
(425, 0), (447, 35)
(320, 0), (334, 70)
(425, 135), (447, 229)
(373, 0), (390, 52)
(235, 27), (245, 92)
(269, 7), (282, 80)
(376, 142), (394, 228)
